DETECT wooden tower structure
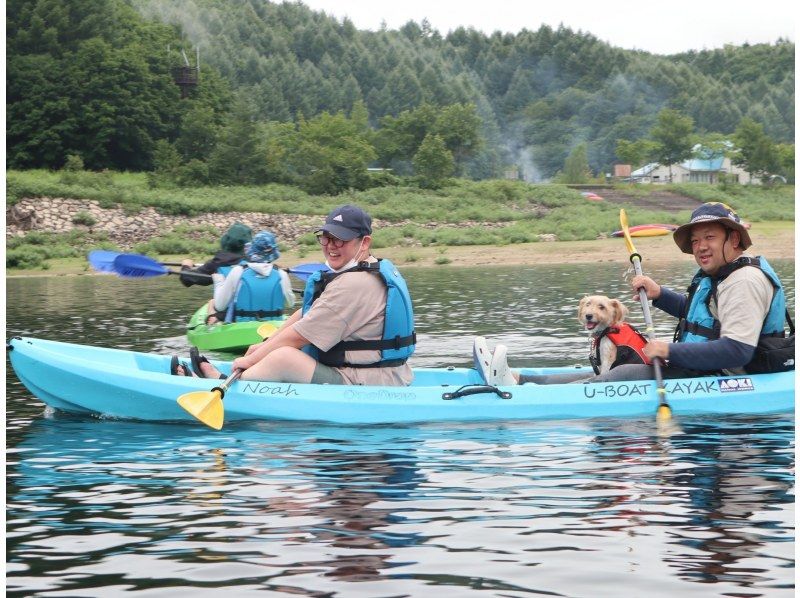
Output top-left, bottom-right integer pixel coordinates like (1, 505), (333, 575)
(170, 46), (200, 99)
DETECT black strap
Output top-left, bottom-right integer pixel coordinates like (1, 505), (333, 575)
(589, 334), (602, 375)
(333, 332), (416, 352)
(310, 260), (379, 303)
(680, 319), (721, 340)
(234, 308), (283, 319)
(343, 358), (410, 369)
(442, 385), (512, 400)
(714, 256), (761, 282)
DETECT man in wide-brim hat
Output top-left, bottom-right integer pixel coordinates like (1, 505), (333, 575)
(626, 201), (789, 378)
(671, 201), (753, 258)
(476, 201), (791, 386)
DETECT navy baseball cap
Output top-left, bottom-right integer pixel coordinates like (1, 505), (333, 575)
(673, 202), (752, 254)
(316, 204), (372, 241)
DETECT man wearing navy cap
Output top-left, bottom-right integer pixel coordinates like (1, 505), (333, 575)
(196, 204), (416, 386)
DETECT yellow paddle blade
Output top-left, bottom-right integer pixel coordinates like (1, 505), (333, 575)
(619, 209), (637, 256)
(656, 402), (672, 422)
(177, 390), (224, 430)
(257, 322), (278, 339)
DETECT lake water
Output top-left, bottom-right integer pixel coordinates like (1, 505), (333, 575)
(6, 261), (795, 596)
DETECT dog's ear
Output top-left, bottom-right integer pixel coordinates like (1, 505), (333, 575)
(611, 299), (628, 323)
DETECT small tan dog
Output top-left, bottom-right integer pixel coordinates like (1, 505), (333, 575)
(578, 295), (649, 375)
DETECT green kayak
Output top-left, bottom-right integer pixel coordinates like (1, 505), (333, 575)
(186, 303), (286, 353)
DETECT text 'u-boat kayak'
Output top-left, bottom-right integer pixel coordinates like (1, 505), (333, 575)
(8, 337), (794, 426)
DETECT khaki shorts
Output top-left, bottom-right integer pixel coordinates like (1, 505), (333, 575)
(310, 363), (346, 385)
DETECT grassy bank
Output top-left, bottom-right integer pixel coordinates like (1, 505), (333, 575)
(6, 169), (795, 271)
(7, 220), (794, 277)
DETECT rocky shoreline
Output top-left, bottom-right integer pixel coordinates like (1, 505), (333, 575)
(6, 197), (793, 273)
(6, 197), (520, 250)
(6, 197), (324, 249)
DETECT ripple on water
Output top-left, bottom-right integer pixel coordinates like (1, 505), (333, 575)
(6, 265), (796, 596)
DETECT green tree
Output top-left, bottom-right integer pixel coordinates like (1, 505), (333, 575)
(175, 103), (221, 162)
(257, 120), (298, 184)
(373, 103), (438, 170)
(559, 143), (591, 183)
(649, 108), (694, 182)
(615, 138), (658, 169)
(413, 133), (454, 188)
(775, 143), (794, 183)
(732, 117), (780, 182)
(432, 103), (483, 174)
(6, 0), (230, 170)
(207, 98), (267, 184)
(502, 67), (535, 115)
(289, 111), (377, 194)
(148, 139), (181, 187)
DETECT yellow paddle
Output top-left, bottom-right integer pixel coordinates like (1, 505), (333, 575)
(177, 368), (243, 430)
(257, 322), (278, 339)
(619, 209), (672, 422)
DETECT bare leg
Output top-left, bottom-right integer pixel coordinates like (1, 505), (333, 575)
(240, 346), (317, 383)
(205, 299), (219, 324)
(199, 346), (318, 383)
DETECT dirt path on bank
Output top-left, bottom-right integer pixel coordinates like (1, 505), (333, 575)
(372, 222), (795, 268)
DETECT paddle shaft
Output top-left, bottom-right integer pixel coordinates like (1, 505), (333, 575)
(629, 253), (667, 387)
(619, 208), (669, 415)
(170, 270), (211, 279)
(212, 368), (243, 398)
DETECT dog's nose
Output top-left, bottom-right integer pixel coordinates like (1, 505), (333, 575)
(585, 314), (593, 321)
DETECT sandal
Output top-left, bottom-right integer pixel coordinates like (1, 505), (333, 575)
(190, 347), (227, 379)
(170, 355), (191, 376)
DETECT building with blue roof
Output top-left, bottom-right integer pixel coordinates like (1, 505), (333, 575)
(625, 144), (759, 184)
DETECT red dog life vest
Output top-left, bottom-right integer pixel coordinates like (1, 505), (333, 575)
(589, 323), (651, 375)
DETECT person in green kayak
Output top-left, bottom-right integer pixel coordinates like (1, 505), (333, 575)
(202, 230), (295, 325)
(183, 204), (417, 386)
(178, 222), (253, 287)
(475, 202), (791, 385)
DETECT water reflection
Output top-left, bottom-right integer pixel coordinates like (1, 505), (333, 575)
(6, 413), (794, 595)
(6, 263), (795, 596)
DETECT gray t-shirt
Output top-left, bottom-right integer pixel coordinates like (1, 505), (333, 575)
(711, 258), (775, 374)
(711, 261), (775, 347)
(294, 262), (414, 386)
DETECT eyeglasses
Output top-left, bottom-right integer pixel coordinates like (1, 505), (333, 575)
(316, 234), (346, 248)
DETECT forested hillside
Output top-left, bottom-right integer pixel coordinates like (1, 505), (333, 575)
(7, 0), (794, 183)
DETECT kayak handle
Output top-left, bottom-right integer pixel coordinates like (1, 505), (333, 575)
(442, 385), (512, 400)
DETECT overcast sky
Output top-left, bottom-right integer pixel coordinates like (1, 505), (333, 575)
(299, 0), (795, 55)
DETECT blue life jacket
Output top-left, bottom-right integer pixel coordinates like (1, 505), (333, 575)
(215, 264), (285, 322)
(674, 256), (787, 343)
(301, 259), (416, 368)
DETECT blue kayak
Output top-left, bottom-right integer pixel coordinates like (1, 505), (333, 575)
(8, 337), (794, 425)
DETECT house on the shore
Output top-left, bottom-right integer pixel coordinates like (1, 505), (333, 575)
(624, 144), (759, 184)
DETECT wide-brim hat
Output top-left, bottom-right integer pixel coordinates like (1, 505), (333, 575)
(316, 204), (372, 241)
(673, 202), (752, 254)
